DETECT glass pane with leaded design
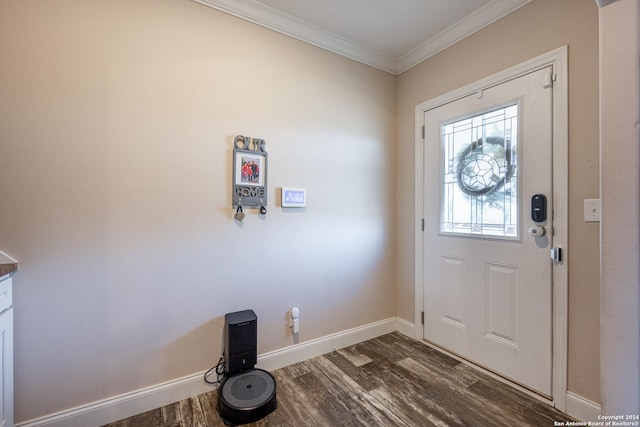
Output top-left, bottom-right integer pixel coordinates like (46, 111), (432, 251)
(440, 104), (519, 238)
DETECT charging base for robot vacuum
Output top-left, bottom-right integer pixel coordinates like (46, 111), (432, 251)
(217, 368), (277, 426)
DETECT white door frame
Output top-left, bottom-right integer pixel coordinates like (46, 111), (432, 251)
(413, 46), (568, 411)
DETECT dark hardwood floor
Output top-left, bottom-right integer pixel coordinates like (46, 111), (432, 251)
(104, 332), (572, 426)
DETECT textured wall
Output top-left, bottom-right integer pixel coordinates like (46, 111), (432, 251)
(599, 0), (640, 415)
(0, 0), (396, 422)
(395, 0), (601, 404)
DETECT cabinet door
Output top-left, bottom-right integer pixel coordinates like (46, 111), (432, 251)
(0, 306), (13, 427)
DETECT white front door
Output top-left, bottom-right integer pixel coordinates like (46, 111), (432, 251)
(423, 66), (553, 397)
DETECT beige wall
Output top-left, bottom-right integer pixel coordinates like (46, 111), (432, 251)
(599, 0), (640, 414)
(0, 0), (605, 421)
(396, 0), (601, 403)
(0, 0), (396, 422)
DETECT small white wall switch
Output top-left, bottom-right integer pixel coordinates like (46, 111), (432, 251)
(584, 199), (601, 222)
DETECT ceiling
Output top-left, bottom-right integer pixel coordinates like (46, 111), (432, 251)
(192, 0), (532, 75)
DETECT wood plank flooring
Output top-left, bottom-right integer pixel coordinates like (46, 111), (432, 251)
(104, 332), (572, 427)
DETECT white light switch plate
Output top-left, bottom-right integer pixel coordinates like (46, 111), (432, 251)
(584, 199), (600, 222)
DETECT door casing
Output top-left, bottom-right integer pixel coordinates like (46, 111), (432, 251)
(413, 46), (568, 411)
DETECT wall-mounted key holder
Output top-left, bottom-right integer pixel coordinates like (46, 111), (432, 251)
(232, 135), (268, 215)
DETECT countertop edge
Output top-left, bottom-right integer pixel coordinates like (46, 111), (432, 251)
(0, 263), (18, 280)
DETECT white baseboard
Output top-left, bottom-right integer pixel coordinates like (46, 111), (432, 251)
(16, 317), (398, 427)
(256, 317), (396, 372)
(395, 317), (415, 339)
(565, 391), (601, 422)
(20, 317), (591, 427)
(15, 371), (214, 427)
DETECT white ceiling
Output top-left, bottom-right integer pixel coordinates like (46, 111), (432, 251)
(193, 0), (532, 75)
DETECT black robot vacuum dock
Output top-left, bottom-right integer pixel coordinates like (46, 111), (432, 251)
(217, 310), (277, 426)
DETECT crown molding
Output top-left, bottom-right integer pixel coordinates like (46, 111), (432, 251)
(192, 0), (532, 75)
(192, 0), (397, 73)
(397, 0), (533, 73)
(595, 0), (620, 7)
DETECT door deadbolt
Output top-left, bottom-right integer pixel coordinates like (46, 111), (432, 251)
(531, 194), (547, 223)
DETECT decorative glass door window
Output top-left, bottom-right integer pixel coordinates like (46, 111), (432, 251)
(440, 104), (519, 238)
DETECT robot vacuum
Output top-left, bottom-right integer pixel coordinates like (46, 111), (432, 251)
(217, 310), (277, 426)
(218, 368), (277, 425)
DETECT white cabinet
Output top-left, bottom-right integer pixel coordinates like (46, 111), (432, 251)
(0, 274), (13, 427)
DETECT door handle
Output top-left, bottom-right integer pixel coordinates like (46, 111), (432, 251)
(528, 225), (546, 237)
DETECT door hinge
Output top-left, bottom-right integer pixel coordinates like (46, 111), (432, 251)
(421, 311), (425, 325)
(421, 218), (425, 231)
(421, 125), (425, 139)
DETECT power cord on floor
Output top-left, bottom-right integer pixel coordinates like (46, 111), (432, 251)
(204, 353), (226, 385)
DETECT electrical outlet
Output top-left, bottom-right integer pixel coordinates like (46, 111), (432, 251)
(584, 199), (600, 222)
